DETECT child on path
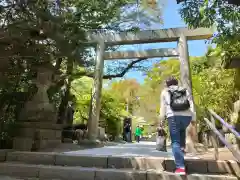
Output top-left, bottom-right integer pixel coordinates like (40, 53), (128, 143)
(135, 125), (142, 143)
(156, 127), (167, 152)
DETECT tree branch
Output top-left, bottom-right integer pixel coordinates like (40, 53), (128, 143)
(70, 58), (147, 80)
(103, 58), (147, 79)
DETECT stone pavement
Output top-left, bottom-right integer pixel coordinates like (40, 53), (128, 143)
(64, 141), (200, 159)
(198, 147), (236, 160)
(64, 141), (237, 160)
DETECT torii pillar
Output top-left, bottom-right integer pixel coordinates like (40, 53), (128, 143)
(87, 41), (105, 141)
(178, 34), (198, 153)
(178, 34), (194, 105)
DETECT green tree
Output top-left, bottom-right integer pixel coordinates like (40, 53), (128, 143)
(179, 0), (240, 65)
(134, 58), (180, 126)
(0, 0), (166, 146)
(110, 79), (140, 114)
(139, 54), (237, 132)
(178, 1), (240, 138)
(71, 77), (128, 139)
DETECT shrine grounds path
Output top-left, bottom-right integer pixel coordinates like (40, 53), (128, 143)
(63, 141), (236, 160)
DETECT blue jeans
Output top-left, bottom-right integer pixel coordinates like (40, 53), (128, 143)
(125, 132), (130, 142)
(168, 116), (191, 169)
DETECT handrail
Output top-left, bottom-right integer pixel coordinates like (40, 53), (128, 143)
(209, 109), (240, 140)
(204, 118), (240, 162)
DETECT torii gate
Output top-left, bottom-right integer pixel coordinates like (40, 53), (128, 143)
(86, 27), (213, 141)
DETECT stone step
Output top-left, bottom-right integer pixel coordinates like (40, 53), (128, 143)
(3, 151), (240, 176)
(0, 176), (39, 180)
(0, 162), (237, 180)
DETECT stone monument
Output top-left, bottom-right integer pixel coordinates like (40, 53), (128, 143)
(13, 63), (62, 151)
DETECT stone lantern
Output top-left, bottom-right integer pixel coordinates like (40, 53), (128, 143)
(13, 63), (62, 151)
(19, 64), (57, 122)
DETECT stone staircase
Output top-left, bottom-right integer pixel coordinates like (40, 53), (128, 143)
(0, 150), (239, 180)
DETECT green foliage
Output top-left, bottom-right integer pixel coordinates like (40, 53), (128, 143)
(71, 77), (93, 124)
(137, 51), (237, 131)
(71, 77), (128, 139)
(100, 91), (126, 139)
(110, 79), (140, 114)
(179, 0), (240, 64)
(192, 67), (236, 129)
(134, 58), (180, 125)
(0, 0), (166, 146)
(144, 58), (180, 86)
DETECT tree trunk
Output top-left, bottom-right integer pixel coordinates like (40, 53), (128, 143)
(57, 60), (73, 124)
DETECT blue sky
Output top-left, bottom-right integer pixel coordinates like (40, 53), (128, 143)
(114, 0), (212, 84)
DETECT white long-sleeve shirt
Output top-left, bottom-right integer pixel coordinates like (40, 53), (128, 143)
(159, 85), (196, 122)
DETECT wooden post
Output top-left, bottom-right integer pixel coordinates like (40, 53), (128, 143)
(178, 34), (198, 153)
(87, 41), (105, 141)
(210, 115), (219, 160)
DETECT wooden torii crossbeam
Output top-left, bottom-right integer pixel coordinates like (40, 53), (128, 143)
(87, 27), (214, 143)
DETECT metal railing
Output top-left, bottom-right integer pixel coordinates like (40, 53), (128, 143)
(203, 109), (240, 162)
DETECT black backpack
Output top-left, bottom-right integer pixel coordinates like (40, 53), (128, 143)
(168, 87), (190, 111)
